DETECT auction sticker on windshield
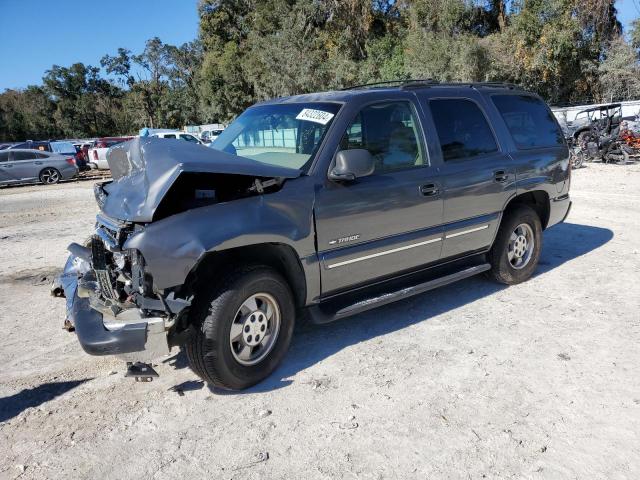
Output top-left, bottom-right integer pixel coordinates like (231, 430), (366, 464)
(296, 108), (335, 125)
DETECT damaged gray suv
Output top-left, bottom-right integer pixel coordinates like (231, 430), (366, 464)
(57, 81), (571, 390)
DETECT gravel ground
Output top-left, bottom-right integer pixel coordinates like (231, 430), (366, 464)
(0, 164), (639, 480)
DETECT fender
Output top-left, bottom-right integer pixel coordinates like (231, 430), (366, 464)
(124, 176), (318, 290)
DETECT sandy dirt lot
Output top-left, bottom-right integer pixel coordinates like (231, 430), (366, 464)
(0, 164), (639, 480)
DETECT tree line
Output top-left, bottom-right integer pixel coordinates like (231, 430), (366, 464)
(1, 0), (639, 142)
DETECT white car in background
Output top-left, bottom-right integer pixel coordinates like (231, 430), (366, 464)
(200, 128), (224, 143)
(150, 131), (203, 144)
(88, 137), (134, 169)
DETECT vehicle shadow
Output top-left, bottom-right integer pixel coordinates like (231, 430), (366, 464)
(0, 379), (91, 422)
(201, 222), (613, 395)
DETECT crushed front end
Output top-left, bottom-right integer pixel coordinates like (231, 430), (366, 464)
(55, 213), (191, 363)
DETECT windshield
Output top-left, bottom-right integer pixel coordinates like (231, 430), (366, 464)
(211, 102), (341, 172)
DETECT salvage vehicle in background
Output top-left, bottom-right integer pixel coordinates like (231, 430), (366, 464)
(150, 131), (203, 144)
(7, 139), (88, 171)
(566, 103), (623, 142)
(0, 148), (78, 185)
(88, 137), (134, 170)
(56, 81), (571, 390)
(201, 128), (224, 144)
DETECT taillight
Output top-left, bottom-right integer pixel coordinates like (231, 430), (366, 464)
(93, 150), (98, 160)
(66, 157), (75, 166)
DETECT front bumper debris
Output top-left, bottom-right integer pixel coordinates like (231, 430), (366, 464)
(57, 251), (171, 361)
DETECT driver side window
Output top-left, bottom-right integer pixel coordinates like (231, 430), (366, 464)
(339, 102), (426, 173)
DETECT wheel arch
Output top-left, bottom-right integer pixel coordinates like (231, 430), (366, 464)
(503, 190), (550, 229)
(183, 243), (307, 308)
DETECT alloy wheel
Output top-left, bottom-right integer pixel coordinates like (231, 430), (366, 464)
(229, 293), (281, 366)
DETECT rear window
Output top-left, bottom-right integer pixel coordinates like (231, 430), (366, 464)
(51, 141), (76, 154)
(492, 95), (564, 149)
(429, 99), (498, 161)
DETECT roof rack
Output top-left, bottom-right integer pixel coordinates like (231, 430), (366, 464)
(401, 81), (519, 90)
(340, 79), (437, 90)
(341, 79), (519, 91)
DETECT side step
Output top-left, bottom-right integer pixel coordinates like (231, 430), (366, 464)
(308, 263), (490, 325)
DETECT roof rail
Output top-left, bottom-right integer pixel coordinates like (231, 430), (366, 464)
(340, 79), (521, 91)
(401, 81), (519, 90)
(340, 79), (437, 91)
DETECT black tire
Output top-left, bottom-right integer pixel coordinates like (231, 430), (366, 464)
(184, 266), (295, 390)
(39, 167), (61, 184)
(487, 205), (542, 285)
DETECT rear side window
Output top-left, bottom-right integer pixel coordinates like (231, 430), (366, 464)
(164, 134), (176, 139)
(492, 95), (564, 149)
(13, 151), (37, 160)
(0, 152), (8, 162)
(429, 99), (498, 161)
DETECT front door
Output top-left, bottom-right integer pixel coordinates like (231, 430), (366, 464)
(0, 151), (18, 184)
(10, 150), (40, 181)
(424, 96), (516, 259)
(314, 100), (444, 295)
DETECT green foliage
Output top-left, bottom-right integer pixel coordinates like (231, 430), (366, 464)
(598, 36), (640, 101)
(0, 0), (638, 141)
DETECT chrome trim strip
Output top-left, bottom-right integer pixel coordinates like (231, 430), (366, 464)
(445, 224), (489, 239)
(326, 237), (442, 269)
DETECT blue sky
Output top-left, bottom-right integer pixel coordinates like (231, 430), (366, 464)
(0, 0), (199, 90)
(0, 0), (638, 91)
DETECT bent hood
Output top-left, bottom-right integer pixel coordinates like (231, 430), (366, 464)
(98, 137), (301, 222)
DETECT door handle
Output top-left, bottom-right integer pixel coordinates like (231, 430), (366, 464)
(419, 183), (439, 196)
(34, 161), (43, 165)
(3, 164), (13, 168)
(494, 170), (508, 182)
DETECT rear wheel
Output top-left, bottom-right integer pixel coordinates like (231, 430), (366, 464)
(184, 266), (295, 390)
(487, 205), (542, 285)
(39, 167), (61, 184)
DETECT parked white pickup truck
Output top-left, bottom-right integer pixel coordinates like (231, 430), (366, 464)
(150, 131), (203, 144)
(88, 137), (134, 170)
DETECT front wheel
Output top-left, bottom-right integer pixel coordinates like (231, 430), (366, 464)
(184, 266), (295, 390)
(487, 205), (542, 285)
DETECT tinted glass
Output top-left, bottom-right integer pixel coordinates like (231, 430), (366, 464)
(339, 102), (425, 173)
(50, 141), (76, 154)
(36, 152), (49, 159)
(180, 134), (199, 143)
(13, 151), (37, 160)
(430, 99), (498, 161)
(164, 134), (176, 139)
(492, 95), (564, 149)
(213, 102), (341, 172)
(0, 152), (9, 162)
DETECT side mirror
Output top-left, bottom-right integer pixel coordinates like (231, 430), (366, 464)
(329, 149), (375, 182)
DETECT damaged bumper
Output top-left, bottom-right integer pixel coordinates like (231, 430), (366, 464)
(57, 247), (176, 361)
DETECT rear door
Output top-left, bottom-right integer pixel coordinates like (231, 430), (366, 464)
(314, 98), (444, 294)
(419, 92), (516, 259)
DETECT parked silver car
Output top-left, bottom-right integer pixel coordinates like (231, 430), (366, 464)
(0, 149), (78, 186)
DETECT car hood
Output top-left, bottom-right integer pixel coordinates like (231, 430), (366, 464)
(98, 137), (301, 222)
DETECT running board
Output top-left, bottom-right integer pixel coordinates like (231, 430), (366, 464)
(308, 263), (490, 325)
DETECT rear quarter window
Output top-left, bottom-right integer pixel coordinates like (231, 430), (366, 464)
(492, 95), (565, 149)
